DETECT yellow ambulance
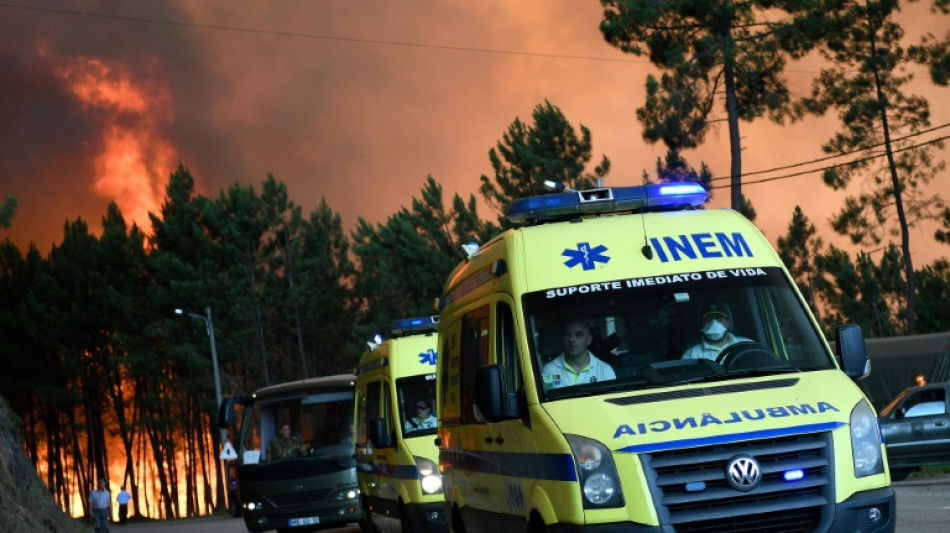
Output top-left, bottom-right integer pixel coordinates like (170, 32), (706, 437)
(435, 182), (895, 533)
(356, 316), (447, 532)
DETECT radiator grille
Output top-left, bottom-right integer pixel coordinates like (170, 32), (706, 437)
(642, 432), (833, 533)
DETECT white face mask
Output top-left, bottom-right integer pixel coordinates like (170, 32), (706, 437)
(702, 319), (728, 341)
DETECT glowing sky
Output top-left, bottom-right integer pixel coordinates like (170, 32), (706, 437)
(0, 1), (947, 265)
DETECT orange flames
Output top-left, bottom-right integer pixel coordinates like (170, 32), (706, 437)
(52, 52), (174, 232)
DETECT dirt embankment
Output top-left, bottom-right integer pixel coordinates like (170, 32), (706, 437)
(0, 395), (89, 532)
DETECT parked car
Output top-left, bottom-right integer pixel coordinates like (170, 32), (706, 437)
(878, 381), (950, 480)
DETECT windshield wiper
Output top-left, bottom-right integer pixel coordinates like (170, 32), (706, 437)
(673, 366), (800, 385)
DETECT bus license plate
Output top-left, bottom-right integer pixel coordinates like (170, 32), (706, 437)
(288, 516), (320, 526)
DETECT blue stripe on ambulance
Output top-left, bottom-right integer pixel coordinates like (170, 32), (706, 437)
(440, 449), (578, 481)
(356, 460), (419, 480)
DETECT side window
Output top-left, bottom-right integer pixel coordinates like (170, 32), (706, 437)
(460, 305), (491, 424)
(354, 390), (367, 447)
(903, 388), (947, 418)
(497, 303), (521, 393)
(358, 382), (381, 445)
(382, 381), (394, 434)
(440, 323), (460, 425)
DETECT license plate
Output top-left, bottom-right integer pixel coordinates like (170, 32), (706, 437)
(288, 516), (320, 526)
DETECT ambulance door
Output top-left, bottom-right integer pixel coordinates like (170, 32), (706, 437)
(360, 378), (398, 528)
(378, 381), (400, 508)
(487, 300), (529, 529)
(443, 305), (496, 533)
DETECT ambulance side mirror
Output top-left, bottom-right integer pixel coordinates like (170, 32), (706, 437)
(476, 365), (521, 422)
(369, 418), (394, 448)
(836, 325), (871, 380)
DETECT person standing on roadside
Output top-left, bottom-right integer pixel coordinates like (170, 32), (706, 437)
(116, 485), (131, 524)
(89, 478), (111, 533)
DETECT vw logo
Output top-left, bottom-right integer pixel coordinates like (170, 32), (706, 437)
(725, 454), (761, 492)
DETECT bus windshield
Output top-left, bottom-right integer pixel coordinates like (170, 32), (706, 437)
(523, 267), (834, 400)
(241, 389), (355, 463)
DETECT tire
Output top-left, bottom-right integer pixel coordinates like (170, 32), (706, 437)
(450, 505), (466, 533)
(361, 498), (381, 533)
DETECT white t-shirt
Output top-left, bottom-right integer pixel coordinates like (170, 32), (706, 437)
(681, 333), (751, 361)
(542, 352), (616, 389)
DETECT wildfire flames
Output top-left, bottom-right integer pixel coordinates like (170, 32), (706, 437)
(52, 52), (174, 232)
(30, 50), (208, 519)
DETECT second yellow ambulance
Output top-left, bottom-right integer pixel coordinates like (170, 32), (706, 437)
(356, 316), (447, 532)
(435, 182), (895, 533)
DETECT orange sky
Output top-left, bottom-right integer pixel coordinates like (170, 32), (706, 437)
(0, 1), (947, 267)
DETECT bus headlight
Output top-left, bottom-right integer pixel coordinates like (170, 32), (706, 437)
(334, 488), (359, 501)
(566, 434), (624, 509)
(851, 400), (884, 477)
(414, 456), (443, 494)
(243, 500), (264, 511)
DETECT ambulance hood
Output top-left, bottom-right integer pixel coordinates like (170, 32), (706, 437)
(541, 371), (859, 454)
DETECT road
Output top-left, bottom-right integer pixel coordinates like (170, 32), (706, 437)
(119, 517), (361, 533)
(118, 480), (950, 532)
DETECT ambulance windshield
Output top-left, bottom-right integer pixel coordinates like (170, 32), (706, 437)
(397, 373), (438, 437)
(523, 267), (835, 399)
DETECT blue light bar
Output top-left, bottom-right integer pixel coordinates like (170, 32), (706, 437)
(505, 182), (708, 225)
(391, 316), (439, 336)
(783, 469), (805, 482)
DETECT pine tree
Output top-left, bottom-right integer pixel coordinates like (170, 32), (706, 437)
(777, 206), (824, 319)
(599, 0), (832, 210)
(479, 100), (609, 225)
(798, 0), (949, 334)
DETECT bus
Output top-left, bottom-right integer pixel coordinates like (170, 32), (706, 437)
(219, 374), (364, 532)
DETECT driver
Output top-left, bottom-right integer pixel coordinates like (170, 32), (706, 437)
(542, 320), (616, 388)
(682, 302), (750, 361)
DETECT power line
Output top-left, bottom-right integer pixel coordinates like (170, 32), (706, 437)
(5, 1), (945, 189)
(0, 2), (649, 64)
(710, 122), (950, 183)
(709, 133), (950, 190)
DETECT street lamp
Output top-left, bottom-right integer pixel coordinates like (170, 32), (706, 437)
(175, 306), (228, 511)
(174, 307), (223, 415)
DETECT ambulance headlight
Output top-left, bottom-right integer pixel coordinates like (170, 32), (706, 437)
(566, 434), (624, 509)
(414, 456), (443, 494)
(583, 473), (616, 504)
(851, 400), (884, 477)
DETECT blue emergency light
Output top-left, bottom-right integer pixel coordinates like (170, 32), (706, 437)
(391, 316), (439, 336)
(783, 469), (805, 482)
(505, 182), (708, 225)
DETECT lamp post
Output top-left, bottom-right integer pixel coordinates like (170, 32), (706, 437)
(174, 307), (223, 416)
(175, 306), (228, 512)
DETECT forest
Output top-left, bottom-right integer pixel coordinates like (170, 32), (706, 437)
(0, 0), (949, 520)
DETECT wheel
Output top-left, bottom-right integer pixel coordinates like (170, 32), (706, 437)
(715, 341), (781, 369)
(361, 498), (381, 533)
(400, 511), (413, 533)
(450, 505), (466, 533)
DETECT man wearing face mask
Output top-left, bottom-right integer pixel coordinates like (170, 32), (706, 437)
(681, 302), (750, 360)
